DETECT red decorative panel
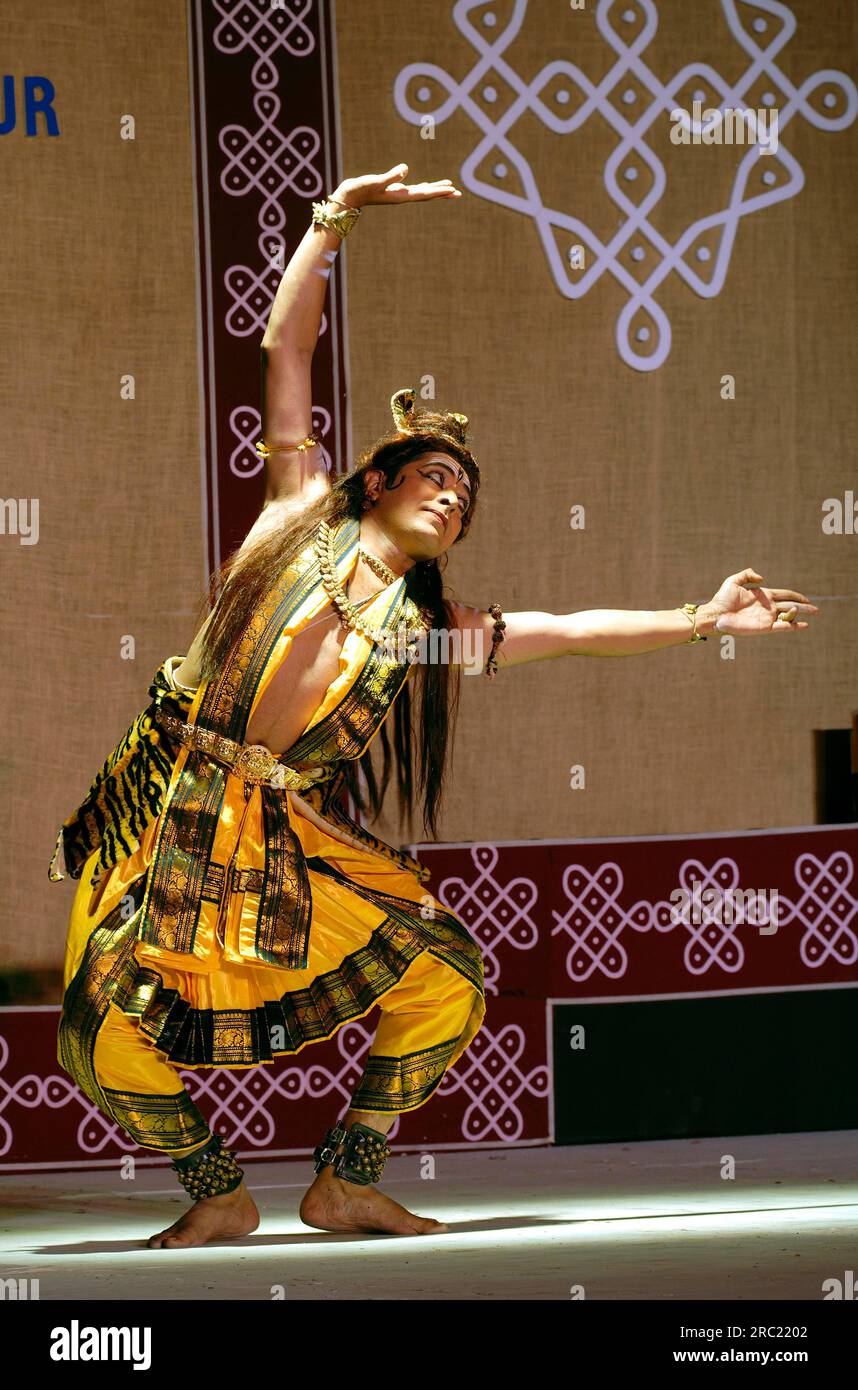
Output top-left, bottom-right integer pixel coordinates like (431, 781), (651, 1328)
(6, 827), (853, 1170)
(413, 825), (858, 998)
(0, 998), (549, 1170)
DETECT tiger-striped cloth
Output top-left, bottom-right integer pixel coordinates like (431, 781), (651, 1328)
(49, 655), (431, 892)
(48, 656), (195, 888)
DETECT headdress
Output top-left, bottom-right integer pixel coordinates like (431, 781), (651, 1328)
(389, 387), (479, 484)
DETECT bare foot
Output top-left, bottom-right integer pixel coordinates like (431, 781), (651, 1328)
(147, 1179), (259, 1250)
(299, 1163), (448, 1236)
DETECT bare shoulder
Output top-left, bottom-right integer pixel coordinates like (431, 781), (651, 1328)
(441, 600), (496, 671)
(445, 599), (496, 637)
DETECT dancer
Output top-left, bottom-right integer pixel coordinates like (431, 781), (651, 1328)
(50, 163), (818, 1249)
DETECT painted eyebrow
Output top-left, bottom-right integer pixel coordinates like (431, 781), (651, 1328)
(424, 461), (472, 496)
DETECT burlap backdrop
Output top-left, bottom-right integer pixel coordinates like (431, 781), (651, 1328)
(1, 1), (204, 975)
(2, 0), (856, 975)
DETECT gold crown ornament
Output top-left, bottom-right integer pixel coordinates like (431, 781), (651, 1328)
(390, 387), (472, 458)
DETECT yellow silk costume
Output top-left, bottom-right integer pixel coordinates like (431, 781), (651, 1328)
(53, 517), (486, 1159)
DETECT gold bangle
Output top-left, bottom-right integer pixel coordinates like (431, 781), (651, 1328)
(255, 434), (319, 459)
(677, 602), (707, 642)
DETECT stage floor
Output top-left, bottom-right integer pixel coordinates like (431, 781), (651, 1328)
(2, 1131), (856, 1301)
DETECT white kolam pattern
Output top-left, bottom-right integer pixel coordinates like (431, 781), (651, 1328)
(393, 0), (857, 370)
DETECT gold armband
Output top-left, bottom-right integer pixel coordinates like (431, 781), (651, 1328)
(310, 198), (361, 239)
(255, 434), (320, 459)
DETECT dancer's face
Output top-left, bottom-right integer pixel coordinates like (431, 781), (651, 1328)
(362, 452), (472, 559)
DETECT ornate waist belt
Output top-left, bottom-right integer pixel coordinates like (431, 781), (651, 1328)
(155, 707), (331, 791)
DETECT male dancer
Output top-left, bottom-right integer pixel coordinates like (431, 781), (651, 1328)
(52, 163), (818, 1249)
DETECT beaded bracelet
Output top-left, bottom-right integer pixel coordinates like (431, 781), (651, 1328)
(485, 603), (506, 678)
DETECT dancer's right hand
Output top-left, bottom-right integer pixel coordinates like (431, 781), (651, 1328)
(331, 164), (462, 208)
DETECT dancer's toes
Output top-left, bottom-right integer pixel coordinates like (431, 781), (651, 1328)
(413, 1215), (448, 1235)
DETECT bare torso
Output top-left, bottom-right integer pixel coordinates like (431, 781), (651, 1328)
(245, 604), (348, 754)
(173, 574), (376, 757)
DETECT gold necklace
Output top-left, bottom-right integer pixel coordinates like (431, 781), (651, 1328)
(314, 520), (431, 644)
(358, 545), (398, 586)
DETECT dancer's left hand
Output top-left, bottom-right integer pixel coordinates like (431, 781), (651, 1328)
(705, 568), (820, 635)
(332, 164), (462, 208)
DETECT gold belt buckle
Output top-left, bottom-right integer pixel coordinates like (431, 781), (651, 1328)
(158, 708), (325, 789)
(233, 743), (278, 782)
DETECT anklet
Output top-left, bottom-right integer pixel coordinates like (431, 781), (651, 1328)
(312, 1121), (392, 1186)
(171, 1133), (244, 1202)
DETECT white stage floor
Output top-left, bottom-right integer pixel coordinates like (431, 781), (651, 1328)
(2, 1131), (856, 1300)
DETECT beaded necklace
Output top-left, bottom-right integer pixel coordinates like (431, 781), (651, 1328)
(314, 519), (431, 644)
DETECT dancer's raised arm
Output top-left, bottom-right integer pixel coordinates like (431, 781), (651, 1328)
(259, 163), (462, 510)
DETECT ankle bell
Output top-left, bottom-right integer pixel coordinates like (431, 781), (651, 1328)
(312, 1120), (392, 1186)
(171, 1133), (245, 1202)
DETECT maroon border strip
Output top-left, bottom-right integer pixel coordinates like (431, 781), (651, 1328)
(188, 0), (349, 581)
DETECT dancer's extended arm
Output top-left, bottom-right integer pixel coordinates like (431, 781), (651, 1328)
(449, 568), (819, 669)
